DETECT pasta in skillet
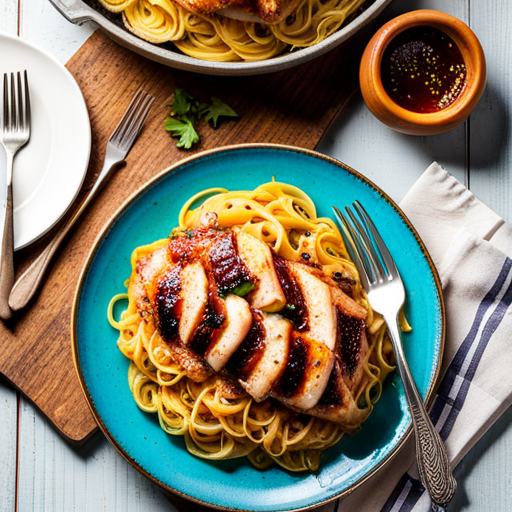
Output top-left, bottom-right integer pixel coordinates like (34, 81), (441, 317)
(97, 0), (367, 62)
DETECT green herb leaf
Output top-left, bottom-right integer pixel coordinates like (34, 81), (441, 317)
(285, 304), (296, 312)
(164, 116), (199, 149)
(169, 88), (195, 116)
(165, 89), (239, 149)
(201, 97), (238, 128)
(230, 282), (255, 297)
(192, 101), (209, 116)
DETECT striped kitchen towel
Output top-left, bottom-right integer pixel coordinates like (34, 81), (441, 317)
(338, 162), (512, 512)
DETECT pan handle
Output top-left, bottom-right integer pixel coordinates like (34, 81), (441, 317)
(48, 0), (97, 25)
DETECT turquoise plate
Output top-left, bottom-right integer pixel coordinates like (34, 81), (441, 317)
(72, 144), (444, 512)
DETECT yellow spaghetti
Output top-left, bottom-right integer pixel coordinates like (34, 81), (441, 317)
(108, 182), (396, 471)
(97, 0), (367, 62)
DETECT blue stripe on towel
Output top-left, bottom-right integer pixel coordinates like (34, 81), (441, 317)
(399, 479), (425, 512)
(382, 475), (411, 512)
(438, 274), (512, 441)
(380, 257), (512, 512)
(430, 257), (512, 426)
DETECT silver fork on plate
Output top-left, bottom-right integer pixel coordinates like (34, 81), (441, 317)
(0, 71), (31, 320)
(8, 88), (155, 313)
(333, 202), (457, 512)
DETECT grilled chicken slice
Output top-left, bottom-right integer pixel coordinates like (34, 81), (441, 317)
(171, 0), (241, 15)
(253, 0), (300, 23)
(206, 294), (253, 372)
(308, 360), (370, 430)
(272, 333), (335, 410)
(285, 261), (337, 351)
(173, 0), (300, 23)
(179, 261), (209, 345)
(236, 231), (286, 312)
(219, 0), (301, 23)
(336, 310), (369, 392)
(130, 243), (168, 315)
(312, 270), (367, 320)
(269, 260), (369, 414)
(153, 336), (213, 383)
(148, 259), (215, 381)
(300, 265), (369, 393)
(130, 247), (213, 383)
(237, 312), (291, 401)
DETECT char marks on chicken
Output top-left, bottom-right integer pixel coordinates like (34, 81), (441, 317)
(128, 219), (371, 426)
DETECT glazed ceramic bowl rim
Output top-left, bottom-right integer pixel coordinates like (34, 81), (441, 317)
(48, 0), (393, 76)
(364, 9), (486, 127)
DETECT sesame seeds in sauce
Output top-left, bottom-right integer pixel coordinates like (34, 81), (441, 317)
(381, 26), (466, 113)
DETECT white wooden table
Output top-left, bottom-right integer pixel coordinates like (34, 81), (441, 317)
(1, 0), (511, 510)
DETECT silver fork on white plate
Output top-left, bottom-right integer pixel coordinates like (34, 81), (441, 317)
(8, 88), (155, 313)
(333, 202), (457, 512)
(0, 71), (31, 320)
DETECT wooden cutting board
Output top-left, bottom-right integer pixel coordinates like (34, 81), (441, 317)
(0, 29), (367, 444)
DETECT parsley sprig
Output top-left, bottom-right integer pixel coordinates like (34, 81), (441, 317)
(164, 89), (238, 149)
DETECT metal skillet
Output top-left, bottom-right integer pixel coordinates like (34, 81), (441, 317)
(48, 0), (392, 76)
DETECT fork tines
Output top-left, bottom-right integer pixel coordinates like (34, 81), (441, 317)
(2, 71), (31, 135)
(333, 202), (398, 287)
(109, 89), (155, 153)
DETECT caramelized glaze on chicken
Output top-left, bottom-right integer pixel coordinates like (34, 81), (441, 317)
(129, 220), (369, 427)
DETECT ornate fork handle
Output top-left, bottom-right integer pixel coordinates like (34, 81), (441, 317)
(386, 317), (457, 509)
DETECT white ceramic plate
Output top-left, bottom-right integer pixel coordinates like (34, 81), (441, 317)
(0, 31), (90, 250)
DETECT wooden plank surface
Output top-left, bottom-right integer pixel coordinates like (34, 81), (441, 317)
(0, 379), (17, 512)
(0, 25), (365, 444)
(468, 0), (512, 223)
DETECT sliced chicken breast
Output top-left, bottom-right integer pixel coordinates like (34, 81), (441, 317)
(154, 335), (213, 383)
(297, 264), (369, 392)
(179, 261), (209, 345)
(206, 294), (253, 372)
(174, 0), (300, 23)
(236, 231), (286, 312)
(314, 271), (367, 320)
(336, 312), (369, 392)
(239, 313), (291, 401)
(144, 260), (213, 383)
(171, 0), (241, 14)
(131, 227), (374, 421)
(272, 333), (335, 410)
(286, 261), (337, 350)
(308, 360), (370, 429)
(130, 243), (168, 314)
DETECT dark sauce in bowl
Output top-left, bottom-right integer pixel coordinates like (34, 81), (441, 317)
(381, 26), (466, 113)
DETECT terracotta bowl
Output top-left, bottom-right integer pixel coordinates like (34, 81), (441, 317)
(359, 10), (486, 135)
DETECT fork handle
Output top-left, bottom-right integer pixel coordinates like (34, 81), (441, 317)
(8, 215), (74, 312)
(0, 177), (15, 320)
(387, 318), (457, 507)
(8, 156), (122, 312)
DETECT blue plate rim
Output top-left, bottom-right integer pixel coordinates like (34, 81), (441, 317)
(71, 143), (446, 512)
